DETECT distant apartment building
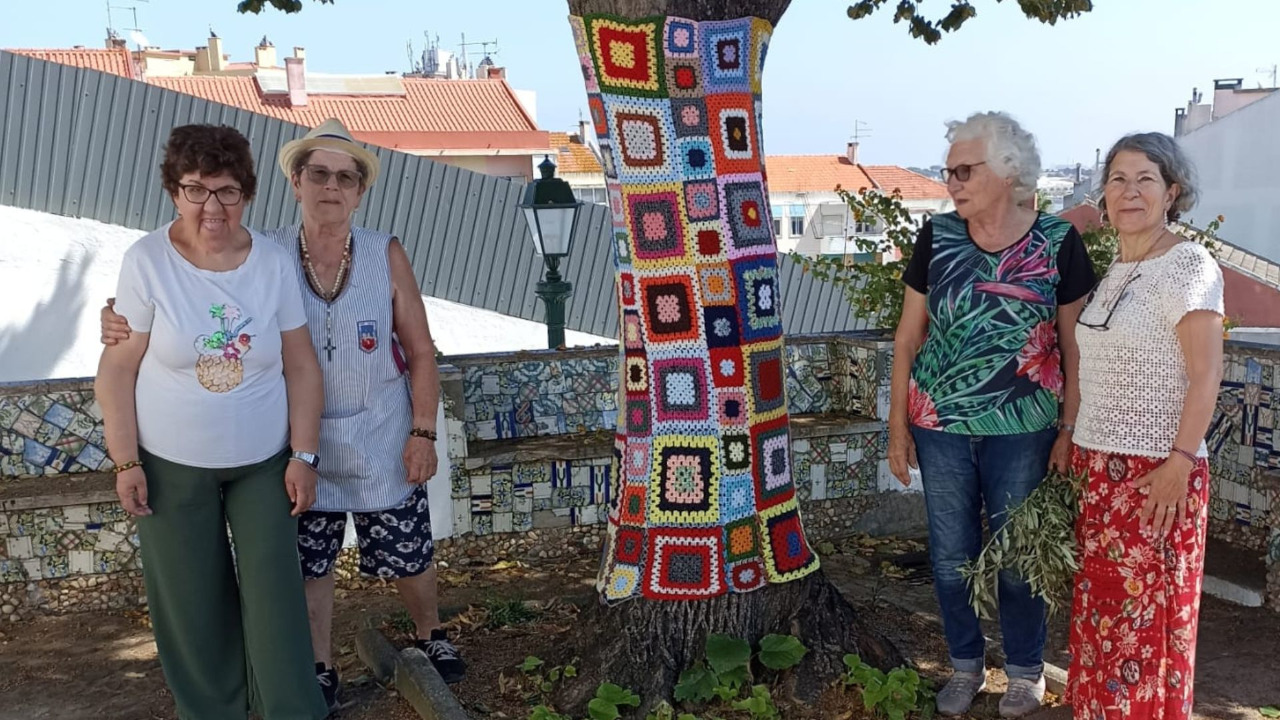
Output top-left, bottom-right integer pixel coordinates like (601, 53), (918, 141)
(1173, 77), (1280, 264)
(764, 143), (953, 259)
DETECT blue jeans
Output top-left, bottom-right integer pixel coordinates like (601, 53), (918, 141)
(911, 426), (1055, 680)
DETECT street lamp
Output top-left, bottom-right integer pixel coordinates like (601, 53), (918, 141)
(521, 156), (583, 349)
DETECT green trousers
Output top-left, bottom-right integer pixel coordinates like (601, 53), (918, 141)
(137, 448), (329, 720)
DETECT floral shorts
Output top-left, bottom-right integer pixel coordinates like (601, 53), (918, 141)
(297, 484), (434, 580)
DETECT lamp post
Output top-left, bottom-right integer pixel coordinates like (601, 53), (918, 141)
(520, 156), (583, 349)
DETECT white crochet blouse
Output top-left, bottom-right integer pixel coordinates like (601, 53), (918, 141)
(1074, 241), (1224, 459)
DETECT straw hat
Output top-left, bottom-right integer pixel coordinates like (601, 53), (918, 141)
(277, 118), (381, 187)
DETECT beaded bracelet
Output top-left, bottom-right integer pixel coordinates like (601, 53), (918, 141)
(1170, 445), (1199, 466)
(112, 459), (144, 474)
(409, 428), (438, 441)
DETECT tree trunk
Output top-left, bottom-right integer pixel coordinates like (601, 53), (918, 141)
(556, 2), (903, 712)
(567, 0), (791, 25)
(558, 570), (904, 715)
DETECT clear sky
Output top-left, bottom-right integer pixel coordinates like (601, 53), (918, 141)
(2, 1), (1276, 169)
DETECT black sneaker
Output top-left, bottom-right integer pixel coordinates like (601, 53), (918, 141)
(414, 628), (466, 684)
(316, 662), (340, 712)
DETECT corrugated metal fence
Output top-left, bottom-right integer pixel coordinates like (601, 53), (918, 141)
(0, 50), (868, 337)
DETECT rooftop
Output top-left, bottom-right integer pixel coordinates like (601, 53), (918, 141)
(764, 155), (948, 199)
(5, 46), (137, 80)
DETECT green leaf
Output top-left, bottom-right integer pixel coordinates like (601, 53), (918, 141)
(757, 634), (807, 670)
(705, 634), (751, 675)
(595, 683), (640, 707)
(563, 665), (578, 678)
(520, 656), (545, 673)
(674, 662), (718, 703)
(587, 698), (621, 720)
(1260, 708), (1280, 718)
(717, 663), (750, 689)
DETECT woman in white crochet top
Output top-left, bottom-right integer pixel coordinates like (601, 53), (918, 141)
(1067, 133), (1224, 720)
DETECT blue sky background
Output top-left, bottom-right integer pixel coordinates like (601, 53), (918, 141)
(2, 1), (1276, 168)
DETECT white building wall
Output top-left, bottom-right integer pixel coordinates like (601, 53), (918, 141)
(1179, 92), (1280, 264)
(769, 190), (951, 258)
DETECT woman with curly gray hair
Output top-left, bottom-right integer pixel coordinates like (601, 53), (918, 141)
(888, 111), (1096, 717)
(1067, 132), (1222, 720)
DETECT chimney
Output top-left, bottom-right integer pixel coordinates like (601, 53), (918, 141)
(194, 45), (211, 73)
(254, 36), (276, 68)
(208, 33), (225, 72)
(293, 46), (306, 61)
(105, 33), (127, 50)
(845, 141), (859, 165)
(485, 65), (506, 80)
(285, 56), (307, 107)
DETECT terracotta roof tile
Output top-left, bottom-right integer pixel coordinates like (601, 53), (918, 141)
(763, 155), (948, 200)
(862, 165), (949, 200)
(135, 75), (547, 152)
(764, 155), (876, 194)
(143, 75), (537, 133)
(548, 132), (603, 175)
(6, 47), (137, 79)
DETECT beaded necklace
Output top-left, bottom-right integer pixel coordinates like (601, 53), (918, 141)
(299, 226), (353, 361)
(299, 226), (353, 302)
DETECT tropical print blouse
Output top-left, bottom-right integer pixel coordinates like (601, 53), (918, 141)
(902, 212), (1095, 436)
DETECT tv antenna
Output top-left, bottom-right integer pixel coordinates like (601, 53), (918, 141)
(850, 119), (873, 143)
(459, 32), (500, 76)
(106, 0), (149, 48)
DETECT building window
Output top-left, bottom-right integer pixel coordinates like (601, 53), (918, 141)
(787, 204), (806, 238)
(575, 186), (609, 205)
(854, 218), (878, 234)
(773, 216), (782, 237)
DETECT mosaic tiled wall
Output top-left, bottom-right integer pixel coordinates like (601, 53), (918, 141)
(0, 503), (140, 583)
(1206, 345), (1280, 567)
(448, 427), (886, 538)
(1, 380), (114, 479)
(454, 336), (892, 443)
(459, 353), (619, 442)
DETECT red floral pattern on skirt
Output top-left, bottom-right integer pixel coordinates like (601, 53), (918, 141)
(1067, 446), (1209, 720)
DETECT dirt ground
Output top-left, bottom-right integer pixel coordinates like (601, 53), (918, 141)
(0, 536), (1276, 720)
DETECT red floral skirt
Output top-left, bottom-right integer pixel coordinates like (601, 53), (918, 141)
(1067, 446), (1209, 720)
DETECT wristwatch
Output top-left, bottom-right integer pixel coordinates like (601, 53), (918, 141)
(290, 451), (320, 471)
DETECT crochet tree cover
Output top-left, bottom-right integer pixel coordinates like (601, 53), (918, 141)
(571, 13), (820, 602)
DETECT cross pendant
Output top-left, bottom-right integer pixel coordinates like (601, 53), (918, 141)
(323, 337), (336, 361)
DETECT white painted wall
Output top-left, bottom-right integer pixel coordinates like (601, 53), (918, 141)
(0, 204), (612, 384)
(1178, 92), (1280, 264)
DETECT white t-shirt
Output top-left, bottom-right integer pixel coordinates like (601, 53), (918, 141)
(112, 223), (307, 468)
(1075, 241), (1224, 459)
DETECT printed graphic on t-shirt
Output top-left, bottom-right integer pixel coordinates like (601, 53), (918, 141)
(193, 303), (254, 393)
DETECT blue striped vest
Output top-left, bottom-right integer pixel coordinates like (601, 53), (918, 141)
(265, 224), (415, 512)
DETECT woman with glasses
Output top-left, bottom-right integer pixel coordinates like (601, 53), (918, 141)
(1067, 133), (1222, 720)
(95, 124), (330, 718)
(888, 111), (1096, 717)
(101, 118), (464, 710)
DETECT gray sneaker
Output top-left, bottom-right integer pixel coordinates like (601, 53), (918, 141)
(999, 676), (1045, 718)
(936, 670), (987, 716)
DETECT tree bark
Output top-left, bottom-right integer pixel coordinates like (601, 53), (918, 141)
(567, 0), (791, 25)
(557, 570), (904, 716)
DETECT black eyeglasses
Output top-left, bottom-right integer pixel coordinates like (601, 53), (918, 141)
(178, 183), (244, 206)
(1077, 273), (1141, 331)
(941, 161), (987, 183)
(302, 165), (362, 190)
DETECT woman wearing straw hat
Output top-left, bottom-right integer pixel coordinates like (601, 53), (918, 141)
(103, 118), (465, 710)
